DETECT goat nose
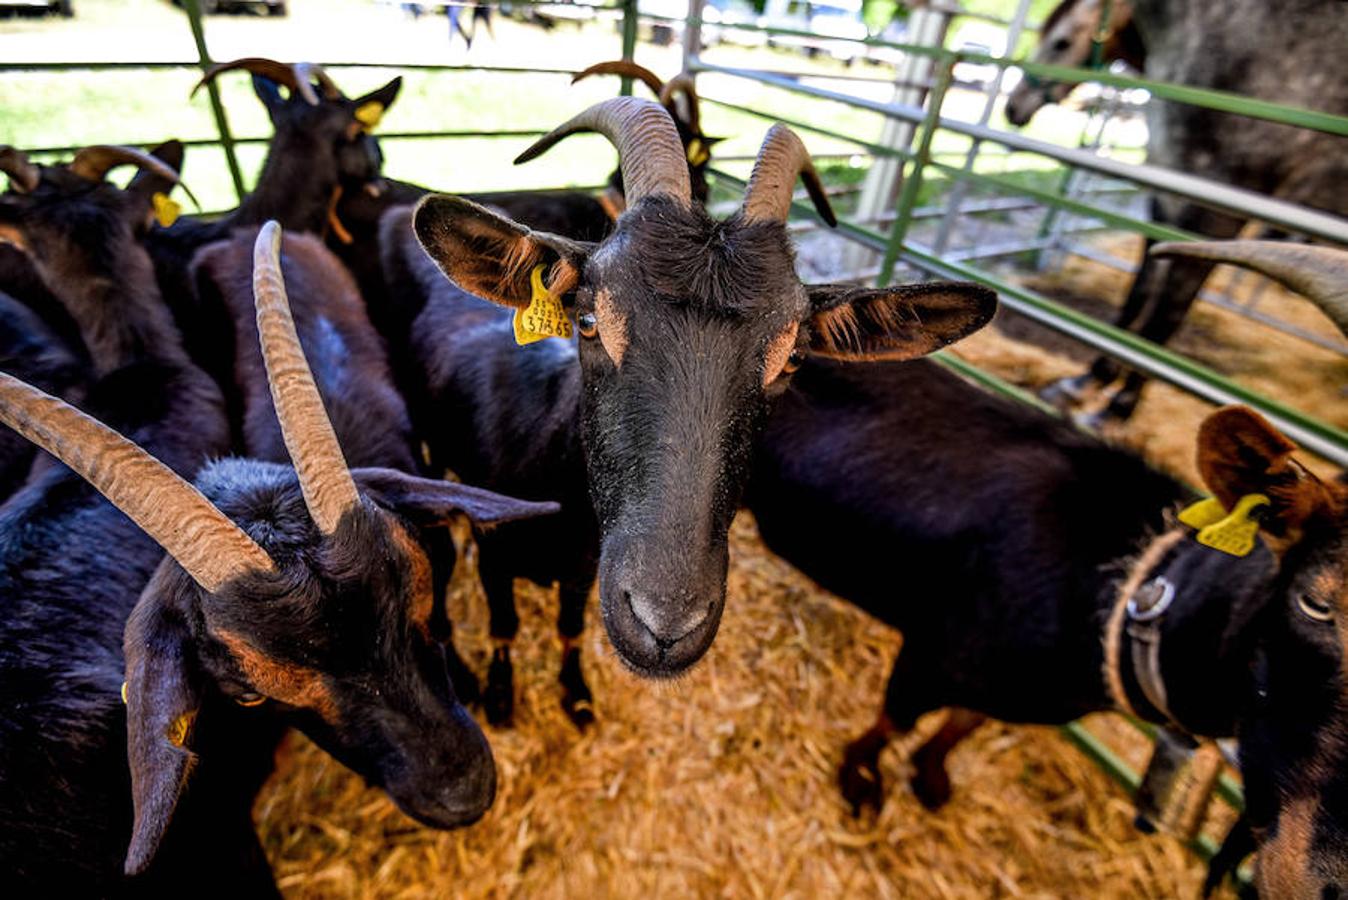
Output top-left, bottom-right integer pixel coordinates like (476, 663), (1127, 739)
(626, 590), (710, 646)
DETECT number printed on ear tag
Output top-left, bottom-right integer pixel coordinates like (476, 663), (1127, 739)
(513, 264), (573, 346)
(1181, 493), (1269, 557)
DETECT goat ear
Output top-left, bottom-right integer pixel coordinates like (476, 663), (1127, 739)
(126, 141), (184, 228)
(353, 76), (402, 115)
(252, 74), (287, 121)
(412, 194), (591, 310)
(354, 467), (560, 527)
(803, 281), (997, 361)
(1196, 406), (1333, 545)
(122, 561), (204, 876)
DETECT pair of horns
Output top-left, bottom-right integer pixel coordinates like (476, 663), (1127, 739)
(0, 221), (357, 592)
(1, 144), (186, 196)
(193, 57), (341, 107)
(572, 60), (702, 134)
(515, 98), (835, 226)
(1152, 241), (1348, 337)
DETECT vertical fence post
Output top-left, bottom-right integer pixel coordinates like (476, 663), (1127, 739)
(877, 56), (954, 287)
(930, 0), (1034, 256)
(683, 0), (706, 74)
(184, 0), (245, 201)
(619, 0), (639, 96)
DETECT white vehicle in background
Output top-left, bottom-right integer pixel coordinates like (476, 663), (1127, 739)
(702, 0), (766, 48)
(762, 0), (867, 64)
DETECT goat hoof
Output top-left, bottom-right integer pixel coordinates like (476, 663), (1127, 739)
(1038, 374), (1092, 411)
(559, 647), (595, 730)
(838, 755), (884, 817)
(445, 650), (481, 707)
(484, 648), (514, 726)
(909, 766), (952, 811)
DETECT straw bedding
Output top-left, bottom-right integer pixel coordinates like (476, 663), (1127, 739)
(253, 238), (1341, 898)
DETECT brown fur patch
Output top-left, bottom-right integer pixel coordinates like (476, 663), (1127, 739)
(594, 289), (628, 367)
(0, 222), (28, 252)
(1257, 798), (1318, 899)
(389, 520), (435, 636)
(762, 321), (799, 386)
(218, 631), (341, 723)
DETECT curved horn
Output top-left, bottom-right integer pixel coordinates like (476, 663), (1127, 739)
(252, 221), (360, 534)
(66, 145), (200, 209)
(293, 62), (343, 101)
(515, 97), (691, 208)
(658, 74), (701, 135)
(572, 60), (666, 99)
(0, 146), (40, 194)
(192, 57), (319, 106)
(1152, 240), (1348, 336)
(0, 371), (274, 591)
(741, 124), (837, 228)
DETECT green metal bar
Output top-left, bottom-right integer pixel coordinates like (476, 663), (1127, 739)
(928, 161), (1199, 244)
(619, 0), (638, 96)
(182, 0), (244, 201)
(0, 62), (583, 74)
(878, 61), (955, 287)
(702, 97), (912, 161)
(23, 129), (552, 158)
(1062, 722), (1141, 792)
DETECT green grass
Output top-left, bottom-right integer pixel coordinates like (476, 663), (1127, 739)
(0, 0), (1112, 213)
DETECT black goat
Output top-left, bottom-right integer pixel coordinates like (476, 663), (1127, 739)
(747, 242), (1348, 897)
(391, 98), (995, 726)
(1035, 0), (1348, 424)
(0, 202), (553, 892)
(190, 226), (480, 699)
(143, 58), (402, 393)
(331, 58), (716, 351)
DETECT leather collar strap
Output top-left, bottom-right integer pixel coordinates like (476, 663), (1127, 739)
(1105, 530), (1186, 726)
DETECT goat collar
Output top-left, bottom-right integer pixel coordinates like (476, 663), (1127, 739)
(1104, 529), (1190, 730)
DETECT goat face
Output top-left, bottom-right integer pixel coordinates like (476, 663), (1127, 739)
(251, 71), (402, 193)
(0, 142), (181, 291)
(122, 462), (551, 873)
(1004, 0), (1137, 127)
(413, 101), (997, 677)
(1181, 407), (1348, 897)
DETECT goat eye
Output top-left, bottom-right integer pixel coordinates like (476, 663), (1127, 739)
(1052, 37), (1071, 53)
(1297, 593), (1334, 623)
(782, 351), (804, 376)
(235, 692), (267, 707)
(577, 312), (598, 339)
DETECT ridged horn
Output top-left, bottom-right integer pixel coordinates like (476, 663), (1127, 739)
(515, 97), (691, 208)
(293, 62), (343, 101)
(252, 221), (360, 535)
(658, 74), (701, 134)
(192, 57), (319, 106)
(0, 146), (40, 194)
(1152, 240), (1348, 336)
(66, 145), (199, 209)
(572, 60), (666, 99)
(0, 371), (274, 591)
(741, 124), (837, 228)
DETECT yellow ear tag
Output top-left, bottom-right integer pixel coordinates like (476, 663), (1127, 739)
(686, 138), (709, 166)
(165, 710), (196, 748)
(120, 681), (129, 705)
(513, 264), (573, 346)
(151, 192), (180, 228)
(1180, 493), (1270, 557)
(354, 101), (385, 132)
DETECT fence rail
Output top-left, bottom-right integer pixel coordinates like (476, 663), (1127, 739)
(6, 0), (1345, 881)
